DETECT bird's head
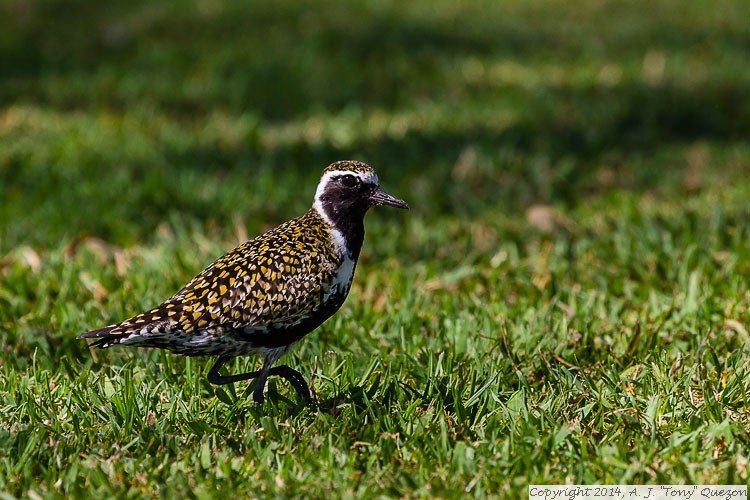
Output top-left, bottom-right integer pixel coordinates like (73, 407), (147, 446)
(313, 161), (408, 225)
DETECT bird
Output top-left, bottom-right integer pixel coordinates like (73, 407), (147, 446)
(79, 160), (408, 404)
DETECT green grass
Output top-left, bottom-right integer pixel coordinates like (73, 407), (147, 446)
(1, 0), (750, 496)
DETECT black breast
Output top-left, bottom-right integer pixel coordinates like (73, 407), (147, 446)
(248, 291), (348, 348)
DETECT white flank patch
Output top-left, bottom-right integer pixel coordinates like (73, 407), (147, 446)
(326, 252), (356, 302)
(336, 254), (356, 288)
(329, 227), (347, 253)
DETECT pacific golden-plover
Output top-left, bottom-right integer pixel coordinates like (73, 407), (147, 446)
(79, 160), (408, 404)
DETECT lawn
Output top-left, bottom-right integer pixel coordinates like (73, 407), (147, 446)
(1, 0), (749, 497)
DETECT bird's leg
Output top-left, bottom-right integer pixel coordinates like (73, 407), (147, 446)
(207, 355), (262, 385)
(207, 355), (269, 404)
(269, 365), (313, 403)
(252, 360), (274, 404)
(207, 357), (312, 404)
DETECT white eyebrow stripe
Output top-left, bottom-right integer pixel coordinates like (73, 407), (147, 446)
(326, 169), (378, 185)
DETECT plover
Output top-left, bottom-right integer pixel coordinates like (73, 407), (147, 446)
(79, 161), (408, 404)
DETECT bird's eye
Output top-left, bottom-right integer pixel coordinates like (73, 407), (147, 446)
(340, 174), (358, 188)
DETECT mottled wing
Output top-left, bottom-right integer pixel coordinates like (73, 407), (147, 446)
(171, 225), (340, 332)
(79, 213), (342, 348)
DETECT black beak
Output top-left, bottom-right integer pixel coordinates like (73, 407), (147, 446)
(369, 187), (409, 209)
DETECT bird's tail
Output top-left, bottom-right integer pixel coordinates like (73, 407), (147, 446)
(78, 326), (122, 349)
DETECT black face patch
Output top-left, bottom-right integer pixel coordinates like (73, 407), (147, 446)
(318, 176), (377, 255)
(321, 176), (373, 215)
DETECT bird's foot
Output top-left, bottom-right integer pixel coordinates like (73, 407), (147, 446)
(269, 365), (314, 405)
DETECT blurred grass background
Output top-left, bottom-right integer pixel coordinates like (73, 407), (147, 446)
(1, 0), (749, 496)
(3, 0), (749, 251)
